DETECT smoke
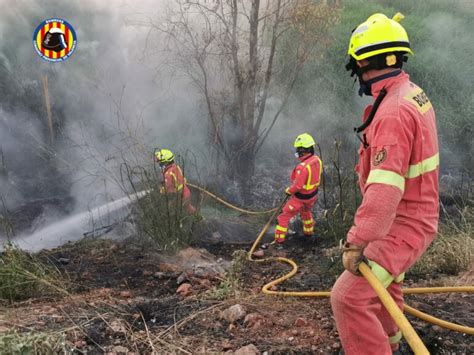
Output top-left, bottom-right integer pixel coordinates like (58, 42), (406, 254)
(0, 0), (207, 225)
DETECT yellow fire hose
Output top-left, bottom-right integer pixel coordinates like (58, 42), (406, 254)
(190, 184), (474, 353)
(188, 183), (277, 215)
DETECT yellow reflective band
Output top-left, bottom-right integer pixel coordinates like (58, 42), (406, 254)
(389, 330), (402, 344)
(406, 153), (439, 178)
(394, 272), (405, 283)
(366, 169), (405, 192)
(303, 227), (313, 232)
(303, 220), (313, 225)
(276, 225), (288, 232)
(303, 157), (322, 190)
(176, 184), (184, 191)
(368, 260), (394, 288)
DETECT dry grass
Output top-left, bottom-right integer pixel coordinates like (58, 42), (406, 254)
(410, 205), (473, 277)
(0, 243), (69, 302)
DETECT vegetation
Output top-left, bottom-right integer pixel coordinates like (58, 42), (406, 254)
(0, 244), (68, 302)
(410, 204), (473, 277)
(205, 250), (247, 300)
(119, 159), (200, 253)
(0, 331), (71, 354)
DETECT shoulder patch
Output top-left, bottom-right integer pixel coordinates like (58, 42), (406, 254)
(403, 87), (432, 114)
(373, 148), (387, 166)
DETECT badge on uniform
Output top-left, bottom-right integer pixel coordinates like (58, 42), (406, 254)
(373, 148), (387, 166)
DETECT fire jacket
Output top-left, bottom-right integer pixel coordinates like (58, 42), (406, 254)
(287, 154), (322, 197)
(161, 163), (187, 194)
(348, 71), (439, 252)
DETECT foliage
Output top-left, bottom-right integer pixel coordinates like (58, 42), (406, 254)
(121, 160), (199, 253)
(0, 331), (72, 354)
(410, 203), (473, 277)
(0, 243), (68, 302)
(204, 249), (247, 300)
(286, 0), (473, 175)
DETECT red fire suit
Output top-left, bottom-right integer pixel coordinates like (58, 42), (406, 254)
(161, 163), (196, 214)
(275, 154), (322, 243)
(331, 71), (439, 354)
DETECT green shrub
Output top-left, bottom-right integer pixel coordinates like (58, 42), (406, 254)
(0, 244), (68, 302)
(204, 250), (247, 300)
(0, 331), (72, 354)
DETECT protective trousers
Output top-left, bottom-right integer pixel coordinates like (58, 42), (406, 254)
(275, 195), (316, 242)
(182, 187), (196, 214)
(331, 233), (432, 355)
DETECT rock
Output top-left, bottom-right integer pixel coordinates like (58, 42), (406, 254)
(294, 317), (308, 327)
(221, 339), (233, 350)
(243, 313), (265, 329)
(177, 272), (189, 285)
(252, 250), (264, 258)
(331, 342), (340, 349)
(288, 337), (295, 342)
(106, 320), (127, 336)
(234, 344), (260, 355)
(291, 329), (299, 336)
(58, 257), (70, 265)
(176, 283), (193, 297)
(222, 304), (246, 323)
(143, 270), (153, 277)
(107, 345), (129, 354)
(159, 262), (182, 273)
(109, 244), (119, 252)
(269, 285), (278, 291)
(119, 290), (132, 298)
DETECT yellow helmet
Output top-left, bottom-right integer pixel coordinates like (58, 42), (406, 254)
(294, 133), (316, 149)
(348, 13), (413, 61)
(154, 149), (174, 164)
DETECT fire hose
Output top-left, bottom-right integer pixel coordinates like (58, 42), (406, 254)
(188, 185), (474, 353)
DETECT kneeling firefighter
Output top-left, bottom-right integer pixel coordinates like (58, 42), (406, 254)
(154, 149), (196, 214)
(274, 133), (323, 244)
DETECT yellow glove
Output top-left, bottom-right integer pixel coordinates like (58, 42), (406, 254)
(342, 241), (365, 275)
(284, 187), (292, 196)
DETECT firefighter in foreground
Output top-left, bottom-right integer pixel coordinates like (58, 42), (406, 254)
(274, 133), (322, 244)
(154, 149), (196, 214)
(330, 13), (439, 354)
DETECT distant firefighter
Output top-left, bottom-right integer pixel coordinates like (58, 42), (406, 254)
(154, 149), (196, 214)
(274, 133), (322, 244)
(42, 27), (68, 52)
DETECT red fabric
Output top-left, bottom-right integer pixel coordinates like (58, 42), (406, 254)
(332, 71), (439, 354)
(287, 154), (322, 195)
(162, 163), (195, 214)
(163, 164), (186, 193)
(331, 270), (403, 355)
(276, 195), (317, 235)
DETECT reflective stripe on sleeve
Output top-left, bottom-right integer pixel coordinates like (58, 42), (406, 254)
(367, 260), (405, 288)
(406, 152), (439, 178)
(366, 169), (405, 192)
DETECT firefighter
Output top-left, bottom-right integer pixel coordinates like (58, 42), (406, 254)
(330, 13), (439, 354)
(154, 149), (196, 214)
(274, 133), (322, 244)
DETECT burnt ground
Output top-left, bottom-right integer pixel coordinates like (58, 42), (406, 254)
(0, 232), (473, 354)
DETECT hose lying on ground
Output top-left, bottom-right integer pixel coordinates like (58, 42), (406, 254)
(189, 183), (474, 351)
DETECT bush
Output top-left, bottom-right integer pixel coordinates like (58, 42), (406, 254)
(120, 160), (200, 254)
(0, 331), (72, 354)
(410, 207), (473, 277)
(204, 250), (247, 300)
(0, 244), (68, 302)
